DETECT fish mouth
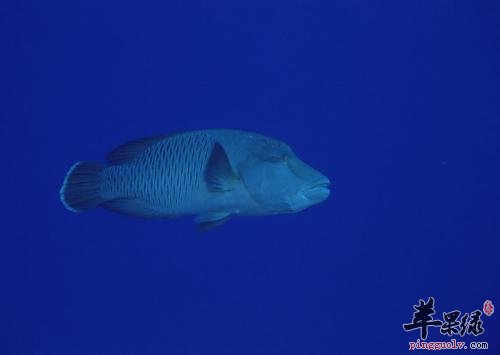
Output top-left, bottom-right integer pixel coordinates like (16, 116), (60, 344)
(301, 179), (331, 201)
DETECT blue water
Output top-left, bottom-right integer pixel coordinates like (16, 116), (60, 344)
(2, 1), (499, 354)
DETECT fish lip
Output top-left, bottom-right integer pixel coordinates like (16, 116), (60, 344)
(307, 178), (330, 190)
(305, 184), (330, 195)
(310, 182), (330, 189)
(299, 178), (331, 202)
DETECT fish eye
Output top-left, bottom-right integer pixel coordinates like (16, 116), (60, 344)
(262, 154), (288, 163)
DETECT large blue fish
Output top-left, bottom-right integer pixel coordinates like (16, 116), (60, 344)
(60, 129), (330, 229)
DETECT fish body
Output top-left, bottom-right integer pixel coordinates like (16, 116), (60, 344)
(60, 129), (330, 228)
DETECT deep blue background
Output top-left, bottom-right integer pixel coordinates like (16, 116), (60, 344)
(2, 1), (499, 354)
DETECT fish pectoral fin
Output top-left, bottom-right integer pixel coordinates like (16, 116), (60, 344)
(204, 142), (238, 192)
(195, 212), (231, 230)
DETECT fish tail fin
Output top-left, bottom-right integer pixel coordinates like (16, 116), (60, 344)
(59, 161), (106, 212)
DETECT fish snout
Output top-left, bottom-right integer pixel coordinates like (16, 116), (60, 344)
(301, 175), (331, 202)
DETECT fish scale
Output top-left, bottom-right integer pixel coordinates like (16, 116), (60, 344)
(98, 132), (213, 213)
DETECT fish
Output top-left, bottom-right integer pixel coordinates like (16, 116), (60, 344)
(59, 129), (330, 229)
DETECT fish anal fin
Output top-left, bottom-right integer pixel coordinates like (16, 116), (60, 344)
(102, 198), (166, 218)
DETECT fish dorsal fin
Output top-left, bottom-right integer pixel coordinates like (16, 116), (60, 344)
(204, 142), (237, 192)
(195, 212), (231, 230)
(106, 134), (174, 165)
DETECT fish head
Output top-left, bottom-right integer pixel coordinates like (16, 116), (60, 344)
(238, 138), (330, 214)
